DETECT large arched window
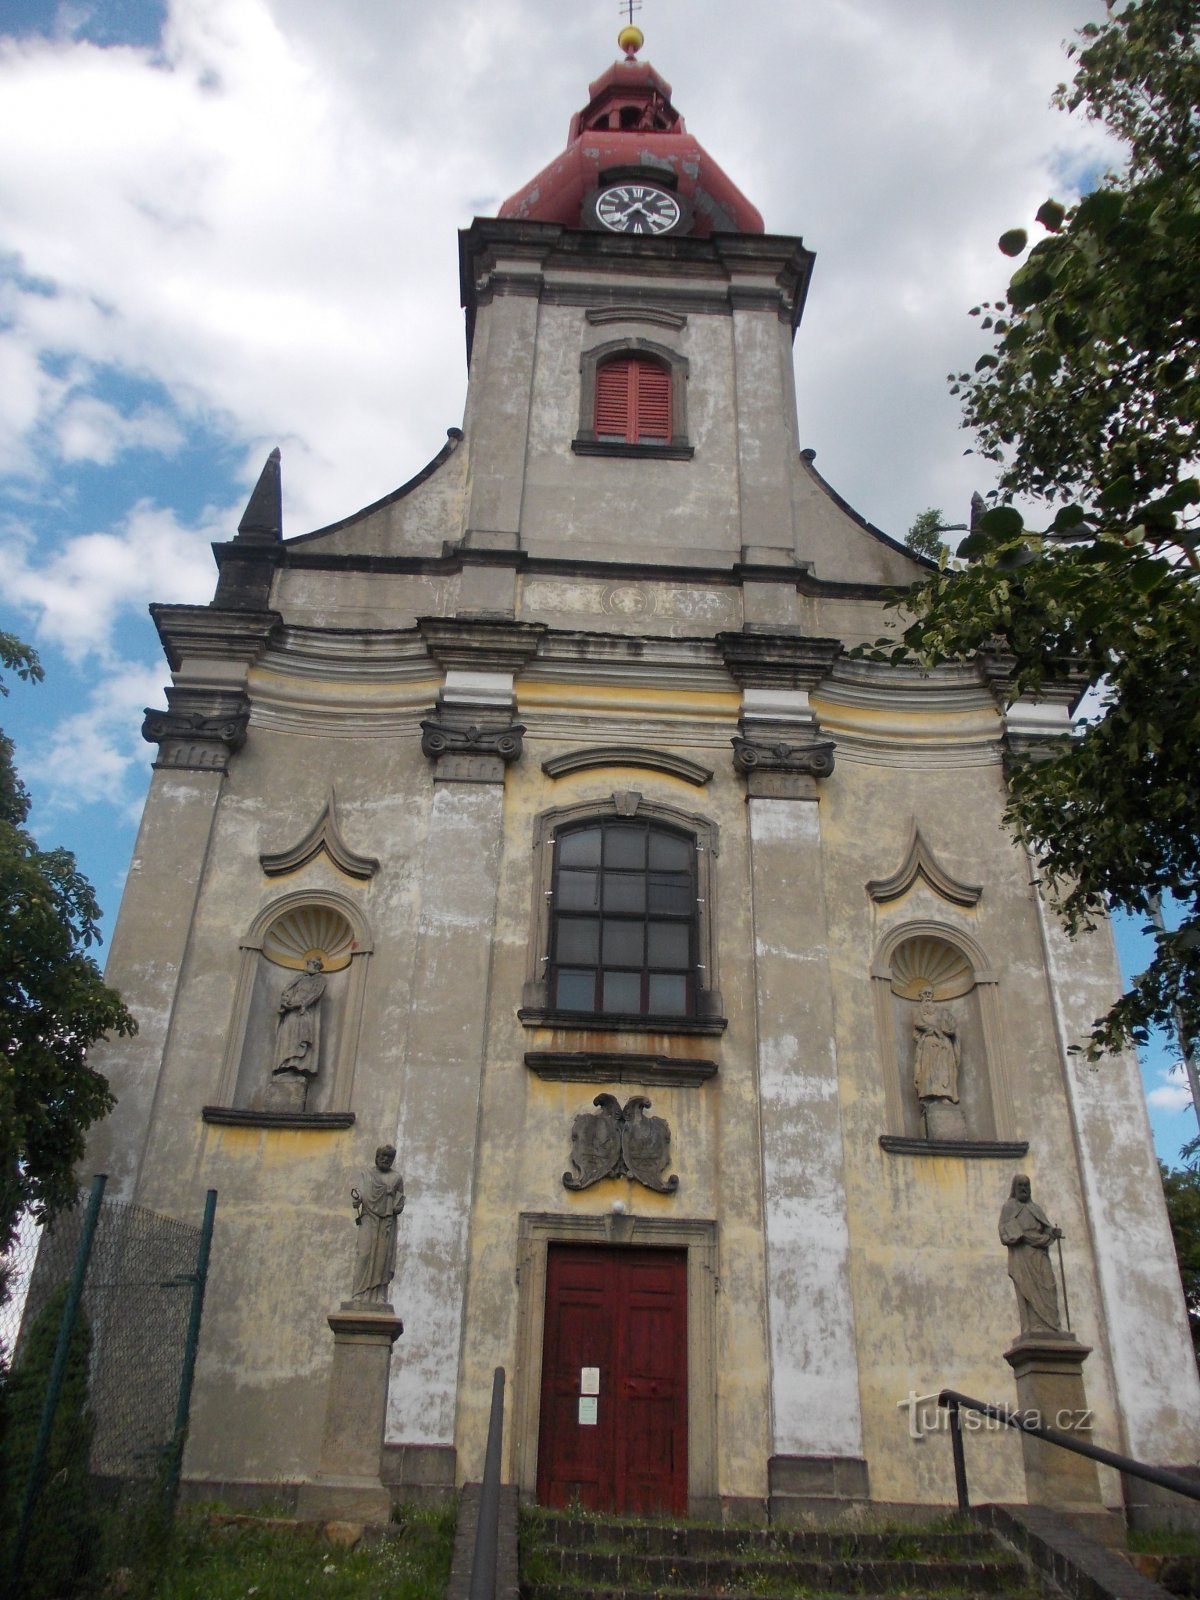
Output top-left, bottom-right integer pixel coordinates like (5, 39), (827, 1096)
(521, 792), (723, 1030)
(550, 817), (696, 1017)
(594, 356), (671, 444)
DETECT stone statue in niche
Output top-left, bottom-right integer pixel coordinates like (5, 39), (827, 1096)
(351, 1144), (406, 1306)
(912, 984), (967, 1139)
(564, 1094), (679, 1194)
(266, 956), (325, 1111)
(999, 1173), (1063, 1336)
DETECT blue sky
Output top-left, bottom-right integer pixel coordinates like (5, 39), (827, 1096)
(2, 0), (1191, 1162)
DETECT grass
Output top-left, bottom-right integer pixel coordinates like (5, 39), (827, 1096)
(96, 1501), (457, 1600)
(1127, 1527), (1200, 1557)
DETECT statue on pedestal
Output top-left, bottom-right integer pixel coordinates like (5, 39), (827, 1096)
(1000, 1173), (1063, 1335)
(351, 1144), (405, 1305)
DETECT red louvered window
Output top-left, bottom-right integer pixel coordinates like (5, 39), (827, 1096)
(595, 357), (672, 444)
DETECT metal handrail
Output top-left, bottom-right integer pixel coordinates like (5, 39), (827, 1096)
(937, 1388), (1200, 1510)
(467, 1367), (506, 1600)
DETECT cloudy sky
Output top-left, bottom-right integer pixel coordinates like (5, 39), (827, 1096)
(1, 0), (1193, 1158)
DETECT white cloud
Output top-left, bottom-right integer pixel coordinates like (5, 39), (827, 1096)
(1148, 1063), (1195, 1115)
(1, 499), (224, 661)
(55, 396), (184, 465)
(21, 658), (170, 816)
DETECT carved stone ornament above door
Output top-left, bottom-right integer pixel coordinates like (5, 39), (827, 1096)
(563, 1094), (679, 1194)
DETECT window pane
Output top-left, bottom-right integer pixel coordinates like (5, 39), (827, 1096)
(557, 919), (599, 963)
(603, 922), (644, 965)
(556, 970), (596, 1011)
(602, 972), (642, 1013)
(604, 873), (646, 913)
(647, 922), (689, 968)
(604, 827), (646, 869)
(559, 828), (601, 867)
(648, 974), (688, 1015)
(648, 831), (691, 871)
(558, 870), (600, 910)
(647, 875), (691, 915)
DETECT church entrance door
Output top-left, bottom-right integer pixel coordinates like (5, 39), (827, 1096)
(536, 1243), (688, 1515)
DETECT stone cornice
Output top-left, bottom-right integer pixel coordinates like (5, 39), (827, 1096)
(717, 630), (842, 690)
(416, 616), (546, 674)
(150, 604), (281, 673)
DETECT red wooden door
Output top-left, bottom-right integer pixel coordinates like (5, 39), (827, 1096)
(537, 1245), (688, 1515)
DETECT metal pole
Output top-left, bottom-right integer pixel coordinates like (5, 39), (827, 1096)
(468, 1368), (506, 1600)
(6, 1173), (107, 1600)
(1056, 1235), (1072, 1331)
(1149, 895), (1200, 1140)
(946, 1396), (970, 1511)
(164, 1188), (217, 1518)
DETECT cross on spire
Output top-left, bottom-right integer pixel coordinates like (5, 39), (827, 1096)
(620, 0), (642, 27)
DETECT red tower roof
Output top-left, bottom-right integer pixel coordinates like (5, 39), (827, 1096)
(498, 50), (764, 237)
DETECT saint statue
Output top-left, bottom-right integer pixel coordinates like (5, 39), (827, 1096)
(351, 1144), (406, 1305)
(999, 1173), (1063, 1335)
(912, 985), (966, 1137)
(267, 957), (325, 1110)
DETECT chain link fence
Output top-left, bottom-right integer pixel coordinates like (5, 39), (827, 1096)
(1, 1180), (214, 1599)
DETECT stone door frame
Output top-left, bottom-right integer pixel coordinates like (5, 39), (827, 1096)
(513, 1212), (719, 1516)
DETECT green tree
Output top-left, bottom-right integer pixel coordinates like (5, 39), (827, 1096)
(880, 0), (1200, 1060)
(905, 507), (949, 562)
(0, 633), (135, 1257)
(1160, 1162), (1200, 1368)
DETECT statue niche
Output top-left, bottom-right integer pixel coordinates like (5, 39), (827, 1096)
(889, 933), (993, 1141)
(231, 902), (355, 1115)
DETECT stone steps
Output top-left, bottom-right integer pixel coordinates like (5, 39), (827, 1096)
(521, 1512), (1039, 1600)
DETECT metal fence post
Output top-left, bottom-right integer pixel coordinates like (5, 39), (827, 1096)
(163, 1188), (217, 1517)
(6, 1173), (107, 1600)
(947, 1395), (970, 1511)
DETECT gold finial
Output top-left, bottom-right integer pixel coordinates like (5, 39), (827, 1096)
(618, 0), (643, 58)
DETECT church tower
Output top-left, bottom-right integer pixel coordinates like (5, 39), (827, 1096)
(87, 28), (1199, 1519)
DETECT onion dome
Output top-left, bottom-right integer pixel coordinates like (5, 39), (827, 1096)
(498, 30), (764, 238)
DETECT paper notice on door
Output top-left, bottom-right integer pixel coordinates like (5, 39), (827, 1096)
(578, 1396), (598, 1426)
(580, 1367), (600, 1395)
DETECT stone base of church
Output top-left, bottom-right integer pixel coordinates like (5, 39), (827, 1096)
(767, 1454), (871, 1524)
(1004, 1333), (1101, 1507)
(295, 1305), (403, 1523)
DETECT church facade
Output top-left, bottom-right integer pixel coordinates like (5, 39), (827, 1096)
(85, 36), (1200, 1520)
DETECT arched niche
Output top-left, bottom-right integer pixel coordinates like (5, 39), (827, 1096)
(870, 920), (1018, 1145)
(212, 888), (374, 1118)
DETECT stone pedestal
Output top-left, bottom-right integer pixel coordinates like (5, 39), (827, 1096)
(296, 1305), (403, 1523)
(1004, 1333), (1102, 1507)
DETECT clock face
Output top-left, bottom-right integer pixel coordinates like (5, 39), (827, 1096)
(594, 183), (682, 235)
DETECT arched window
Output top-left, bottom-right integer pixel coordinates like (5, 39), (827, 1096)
(550, 817), (696, 1017)
(574, 339), (693, 460)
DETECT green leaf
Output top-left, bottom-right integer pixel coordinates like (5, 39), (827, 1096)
(978, 505), (1025, 537)
(1036, 198), (1067, 232)
(999, 228), (1029, 257)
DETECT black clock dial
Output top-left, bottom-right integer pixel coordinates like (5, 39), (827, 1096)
(594, 183), (682, 235)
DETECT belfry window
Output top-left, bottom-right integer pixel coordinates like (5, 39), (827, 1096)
(550, 819), (696, 1018)
(573, 338), (693, 460)
(595, 356), (672, 444)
